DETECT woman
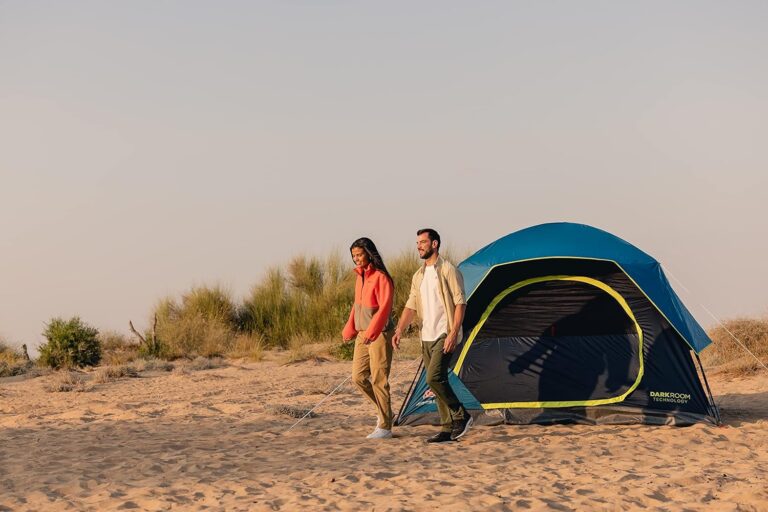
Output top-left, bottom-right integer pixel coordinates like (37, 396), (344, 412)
(342, 237), (395, 439)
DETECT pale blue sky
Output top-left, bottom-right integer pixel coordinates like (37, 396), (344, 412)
(2, 1), (767, 349)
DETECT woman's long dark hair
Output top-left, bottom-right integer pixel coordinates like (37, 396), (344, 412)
(350, 237), (393, 283)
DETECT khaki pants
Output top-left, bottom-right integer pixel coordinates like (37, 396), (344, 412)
(422, 335), (466, 432)
(351, 331), (394, 430)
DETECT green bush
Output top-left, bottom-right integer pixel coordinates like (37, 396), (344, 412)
(39, 317), (101, 369)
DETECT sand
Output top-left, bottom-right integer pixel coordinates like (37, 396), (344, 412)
(1, 357), (767, 511)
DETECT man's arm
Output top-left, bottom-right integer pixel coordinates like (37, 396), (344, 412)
(393, 273), (420, 349)
(392, 307), (415, 349)
(442, 304), (466, 354)
(442, 264), (467, 354)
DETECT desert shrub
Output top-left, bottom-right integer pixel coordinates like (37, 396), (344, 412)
(1, 338), (23, 368)
(153, 285), (239, 359)
(44, 371), (90, 392)
(239, 253), (354, 348)
(134, 358), (174, 372)
(0, 360), (35, 378)
(702, 316), (768, 374)
(99, 331), (139, 366)
(38, 317), (101, 369)
(93, 364), (140, 383)
(173, 356), (226, 374)
(238, 268), (301, 347)
(141, 245), (470, 359)
(226, 333), (265, 360)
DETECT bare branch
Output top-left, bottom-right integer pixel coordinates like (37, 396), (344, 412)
(128, 320), (147, 344)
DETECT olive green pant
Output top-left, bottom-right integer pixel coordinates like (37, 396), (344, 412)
(351, 331), (394, 430)
(422, 335), (467, 432)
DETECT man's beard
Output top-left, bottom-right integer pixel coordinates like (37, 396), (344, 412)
(420, 247), (434, 260)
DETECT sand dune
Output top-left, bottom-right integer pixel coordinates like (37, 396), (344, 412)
(1, 357), (766, 511)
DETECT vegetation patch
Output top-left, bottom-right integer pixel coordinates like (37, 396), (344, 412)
(267, 404), (316, 419)
(134, 358), (175, 373)
(44, 371), (90, 393)
(99, 331), (139, 366)
(703, 317), (768, 376)
(39, 317), (101, 369)
(93, 364), (140, 384)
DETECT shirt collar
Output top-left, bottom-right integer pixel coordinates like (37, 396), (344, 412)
(354, 263), (375, 277)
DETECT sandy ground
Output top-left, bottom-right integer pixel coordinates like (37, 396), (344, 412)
(1, 356), (767, 512)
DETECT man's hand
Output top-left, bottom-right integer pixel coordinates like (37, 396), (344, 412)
(443, 331), (458, 354)
(363, 337), (374, 345)
(392, 330), (402, 350)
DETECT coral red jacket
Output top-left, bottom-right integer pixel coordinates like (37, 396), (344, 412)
(342, 264), (394, 341)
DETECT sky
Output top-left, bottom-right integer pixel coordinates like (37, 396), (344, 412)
(1, 1), (767, 350)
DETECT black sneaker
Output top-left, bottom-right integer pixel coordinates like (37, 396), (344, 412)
(426, 431), (454, 443)
(450, 415), (473, 440)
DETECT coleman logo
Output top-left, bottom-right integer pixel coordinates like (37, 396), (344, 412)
(650, 391), (691, 404)
(412, 389), (436, 408)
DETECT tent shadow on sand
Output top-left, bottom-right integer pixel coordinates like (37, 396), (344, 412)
(715, 389), (768, 428)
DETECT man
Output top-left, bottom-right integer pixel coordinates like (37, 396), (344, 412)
(392, 228), (472, 443)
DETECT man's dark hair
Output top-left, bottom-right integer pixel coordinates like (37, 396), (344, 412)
(417, 228), (441, 250)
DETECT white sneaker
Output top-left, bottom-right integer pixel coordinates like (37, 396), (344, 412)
(366, 427), (393, 439)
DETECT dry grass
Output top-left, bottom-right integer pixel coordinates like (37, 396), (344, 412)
(283, 335), (335, 364)
(44, 371), (90, 393)
(0, 339), (37, 378)
(99, 331), (140, 366)
(131, 246), (468, 362)
(92, 364), (140, 384)
(133, 358), (175, 373)
(266, 404), (316, 419)
(172, 356), (227, 375)
(0, 361), (40, 378)
(703, 316), (768, 375)
(0, 339), (21, 364)
(153, 285), (239, 359)
(225, 333), (265, 361)
(393, 337), (423, 361)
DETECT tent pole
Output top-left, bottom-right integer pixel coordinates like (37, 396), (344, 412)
(694, 352), (722, 425)
(394, 358), (423, 426)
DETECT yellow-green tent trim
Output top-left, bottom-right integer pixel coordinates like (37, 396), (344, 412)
(454, 275), (645, 410)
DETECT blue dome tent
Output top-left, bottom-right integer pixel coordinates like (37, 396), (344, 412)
(396, 223), (720, 426)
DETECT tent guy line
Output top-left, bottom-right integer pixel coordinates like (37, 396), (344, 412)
(664, 268), (768, 374)
(283, 357), (421, 434)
